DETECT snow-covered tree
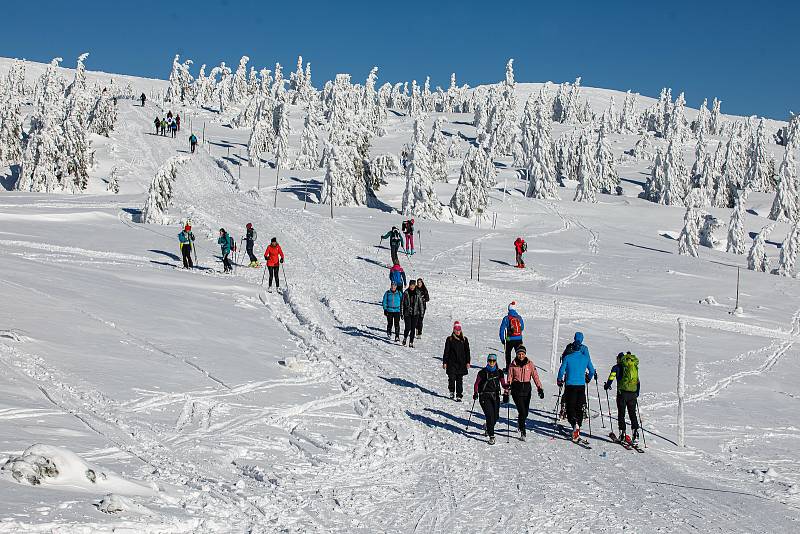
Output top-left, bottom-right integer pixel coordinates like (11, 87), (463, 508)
(523, 91), (559, 199)
(677, 207), (701, 257)
(229, 56), (250, 104)
(666, 92), (688, 142)
(274, 102), (291, 169)
(320, 143), (367, 207)
(88, 88), (117, 136)
(726, 192), (747, 254)
(595, 121), (618, 194)
(450, 144), (494, 217)
(428, 117), (448, 181)
(573, 132), (597, 203)
(746, 118), (773, 191)
(15, 114), (65, 193)
(248, 115), (275, 166)
(141, 155), (191, 224)
(216, 62), (232, 112)
(65, 52), (89, 98)
(33, 58), (65, 114)
(402, 120), (443, 219)
(4, 59), (27, 97)
(776, 223), (800, 277)
(619, 90), (638, 132)
(769, 143), (798, 221)
(699, 213), (723, 248)
(748, 223), (774, 272)
(0, 94), (23, 164)
(165, 55), (193, 103)
(709, 98), (722, 135)
(295, 111), (320, 169)
(690, 131), (708, 187)
(693, 98), (709, 137)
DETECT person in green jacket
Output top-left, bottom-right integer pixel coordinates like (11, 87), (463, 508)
(217, 228), (234, 273)
(381, 226), (404, 265)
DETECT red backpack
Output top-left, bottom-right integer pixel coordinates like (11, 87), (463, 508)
(508, 315), (522, 337)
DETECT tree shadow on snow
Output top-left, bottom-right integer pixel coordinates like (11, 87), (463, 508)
(283, 177), (321, 203)
(624, 242), (673, 255)
(349, 299), (381, 307)
(0, 165), (19, 191)
(357, 256), (390, 269)
(337, 326), (389, 343)
(366, 193), (395, 214)
(379, 376), (448, 399)
(405, 410), (483, 442)
(150, 260), (178, 268)
(149, 249), (181, 261)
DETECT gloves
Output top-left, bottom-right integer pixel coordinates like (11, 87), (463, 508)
(384, 311), (388, 317)
(604, 381), (612, 391)
(473, 393), (478, 400)
(537, 387), (544, 399)
(442, 363), (447, 370)
(557, 379), (564, 388)
(280, 258), (284, 264)
(585, 374), (593, 384)
(502, 393), (509, 404)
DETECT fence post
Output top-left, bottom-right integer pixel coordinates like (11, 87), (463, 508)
(550, 300), (560, 374)
(678, 318), (687, 447)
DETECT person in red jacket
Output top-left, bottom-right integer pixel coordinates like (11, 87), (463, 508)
(263, 237), (285, 292)
(514, 237), (526, 268)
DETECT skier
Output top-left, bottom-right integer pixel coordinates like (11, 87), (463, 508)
(381, 226), (404, 265)
(604, 351), (641, 447)
(498, 301), (525, 372)
(263, 237), (285, 292)
(382, 282), (402, 342)
(189, 133), (198, 154)
(217, 228), (234, 273)
(442, 321), (470, 401)
(176, 114), (181, 132)
(557, 332), (596, 442)
(154, 116), (160, 134)
(160, 118), (167, 136)
(415, 278), (429, 338)
(170, 120), (178, 138)
(140, 93), (146, 107)
(473, 353), (509, 445)
(400, 279), (424, 348)
(389, 262), (406, 293)
(245, 223), (259, 267)
(402, 218), (415, 255)
(507, 345), (544, 440)
(178, 224), (195, 269)
(514, 237), (527, 268)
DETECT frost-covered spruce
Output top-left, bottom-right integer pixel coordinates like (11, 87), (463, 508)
(619, 90), (638, 133)
(33, 57), (65, 114)
(230, 56), (250, 104)
(748, 223), (775, 272)
(248, 114), (275, 166)
(677, 207), (701, 257)
(726, 192), (747, 255)
(274, 102), (291, 169)
(666, 92), (688, 142)
(295, 111), (320, 169)
(450, 144), (493, 217)
(573, 132), (597, 203)
(489, 59), (518, 155)
(403, 121), (443, 219)
(216, 62), (232, 112)
(644, 146), (665, 202)
(663, 138), (688, 205)
(4, 59), (27, 97)
(428, 117), (449, 182)
(746, 118), (774, 192)
(690, 131), (708, 187)
(627, 131), (654, 160)
(693, 98), (709, 137)
(0, 94), (23, 164)
(370, 153), (402, 189)
(89, 88), (117, 137)
(776, 223), (800, 277)
(320, 144), (367, 207)
(523, 90), (558, 199)
(165, 54), (193, 103)
(594, 121), (618, 194)
(769, 144), (798, 221)
(141, 155), (191, 224)
(65, 53), (89, 98)
(62, 112), (91, 191)
(699, 213), (723, 248)
(15, 113), (65, 193)
(709, 98), (722, 135)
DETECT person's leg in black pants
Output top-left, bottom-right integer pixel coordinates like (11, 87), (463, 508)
(504, 339), (522, 371)
(403, 316), (417, 344)
(564, 385), (585, 429)
(391, 246), (399, 265)
(181, 244), (193, 268)
(222, 253), (232, 272)
(246, 242), (257, 263)
(625, 392), (639, 432)
(480, 394), (499, 437)
(416, 316), (424, 336)
(268, 265), (280, 288)
(512, 386), (531, 431)
(616, 393), (627, 437)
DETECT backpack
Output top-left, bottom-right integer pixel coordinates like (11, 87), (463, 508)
(228, 235), (236, 252)
(508, 315), (522, 337)
(401, 221), (408, 233)
(618, 353), (639, 392)
(521, 241), (527, 252)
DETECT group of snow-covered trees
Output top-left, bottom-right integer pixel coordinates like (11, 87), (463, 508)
(4, 54), (119, 193)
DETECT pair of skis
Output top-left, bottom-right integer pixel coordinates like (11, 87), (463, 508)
(556, 424), (592, 449)
(608, 432), (645, 453)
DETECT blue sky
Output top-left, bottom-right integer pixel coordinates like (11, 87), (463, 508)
(3, 1), (797, 119)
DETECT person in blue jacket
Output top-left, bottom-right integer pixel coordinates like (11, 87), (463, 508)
(382, 282), (402, 341)
(557, 332), (596, 441)
(217, 228), (234, 273)
(389, 263), (407, 293)
(178, 224), (195, 269)
(498, 301), (524, 372)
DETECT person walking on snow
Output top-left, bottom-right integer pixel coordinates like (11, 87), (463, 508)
(244, 223), (259, 267)
(160, 118), (167, 136)
(381, 226), (404, 265)
(154, 116), (160, 135)
(264, 237), (285, 291)
(557, 332), (596, 442)
(389, 262), (407, 293)
(473, 354), (509, 445)
(176, 114), (181, 132)
(189, 133), (198, 154)
(402, 218), (415, 255)
(178, 224), (195, 269)
(442, 321), (470, 401)
(415, 278), (429, 338)
(507, 345), (544, 440)
(217, 228), (235, 273)
(170, 120), (178, 138)
(604, 351), (641, 446)
(400, 279), (424, 348)
(382, 282), (402, 342)
(499, 301), (525, 372)
(514, 237), (527, 268)
(140, 93), (146, 107)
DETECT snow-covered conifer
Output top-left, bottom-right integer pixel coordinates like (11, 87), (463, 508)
(248, 116), (275, 166)
(573, 132), (597, 203)
(677, 207), (701, 257)
(450, 144), (494, 217)
(776, 223), (800, 277)
(230, 56), (250, 103)
(274, 102), (291, 169)
(15, 115), (65, 193)
(65, 53), (89, 98)
(320, 143), (367, 207)
(699, 213), (723, 248)
(523, 92), (559, 199)
(619, 90), (638, 132)
(726, 192), (747, 254)
(690, 131), (708, 187)
(595, 121), (618, 194)
(141, 155), (191, 224)
(89, 88), (117, 136)
(0, 94), (23, 164)
(295, 111), (320, 169)
(165, 55), (193, 103)
(709, 98), (722, 134)
(428, 117), (448, 182)
(694, 98), (709, 137)
(402, 120), (442, 219)
(748, 223), (775, 272)
(769, 143), (798, 221)
(216, 62), (232, 112)
(746, 118), (773, 191)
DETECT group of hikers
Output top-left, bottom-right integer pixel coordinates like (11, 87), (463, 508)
(177, 223), (286, 291)
(154, 110), (180, 138)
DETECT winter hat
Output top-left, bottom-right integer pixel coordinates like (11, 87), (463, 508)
(219, 228), (226, 233)
(574, 332), (584, 344)
(246, 223), (252, 229)
(184, 225), (191, 231)
(508, 301), (517, 312)
(453, 321), (462, 332)
(617, 352), (625, 361)
(271, 237), (277, 243)
(516, 345), (527, 356)
(487, 353), (498, 363)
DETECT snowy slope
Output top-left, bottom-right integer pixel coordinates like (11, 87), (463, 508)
(0, 58), (799, 533)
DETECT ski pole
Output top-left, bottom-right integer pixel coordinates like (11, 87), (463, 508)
(260, 262), (268, 286)
(465, 396), (477, 431)
(506, 394), (511, 443)
(595, 376), (606, 429)
(553, 385), (562, 421)
(637, 401), (647, 448)
(281, 264), (288, 288)
(585, 383), (592, 438)
(606, 388), (615, 438)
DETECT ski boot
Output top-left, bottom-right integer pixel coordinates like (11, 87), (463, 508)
(402, 338), (407, 347)
(488, 436), (496, 445)
(455, 395), (463, 403)
(394, 336), (400, 343)
(631, 429), (640, 447)
(571, 426), (581, 442)
(449, 391), (455, 400)
(409, 342), (414, 348)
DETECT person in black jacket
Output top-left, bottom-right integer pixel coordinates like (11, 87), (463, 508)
(245, 223), (259, 267)
(442, 321), (470, 401)
(400, 280), (424, 348)
(415, 278), (430, 338)
(473, 354), (509, 445)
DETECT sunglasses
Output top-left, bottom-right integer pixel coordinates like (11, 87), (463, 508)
(487, 358), (497, 363)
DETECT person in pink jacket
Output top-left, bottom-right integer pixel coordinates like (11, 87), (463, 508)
(506, 345), (544, 440)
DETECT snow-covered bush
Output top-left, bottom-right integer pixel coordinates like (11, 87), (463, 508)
(699, 214), (723, 249)
(89, 88), (117, 136)
(428, 117), (449, 181)
(141, 155), (190, 224)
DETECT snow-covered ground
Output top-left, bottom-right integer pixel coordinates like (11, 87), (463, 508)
(1, 58), (799, 533)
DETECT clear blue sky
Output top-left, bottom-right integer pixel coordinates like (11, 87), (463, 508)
(3, 0), (797, 119)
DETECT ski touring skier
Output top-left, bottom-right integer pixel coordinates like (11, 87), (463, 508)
(245, 223), (259, 267)
(217, 228), (235, 273)
(402, 218), (415, 255)
(389, 263), (407, 293)
(154, 116), (160, 135)
(604, 351), (642, 449)
(140, 93), (146, 107)
(514, 237), (527, 268)
(189, 133), (198, 154)
(381, 226), (404, 265)
(415, 278), (430, 338)
(178, 224), (195, 269)
(382, 282), (402, 342)
(557, 332), (596, 444)
(442, 321), (470, 401)
(400, 279), (424, 348)
(507, 345), (544, 440)
(473, 353), (509, 445)
(499, 301), (525, 372)
(263, 237), (285, 292)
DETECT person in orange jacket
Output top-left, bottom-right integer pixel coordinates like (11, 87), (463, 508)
(514, 237), (527, 268)
(263, 237), (285, 292)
